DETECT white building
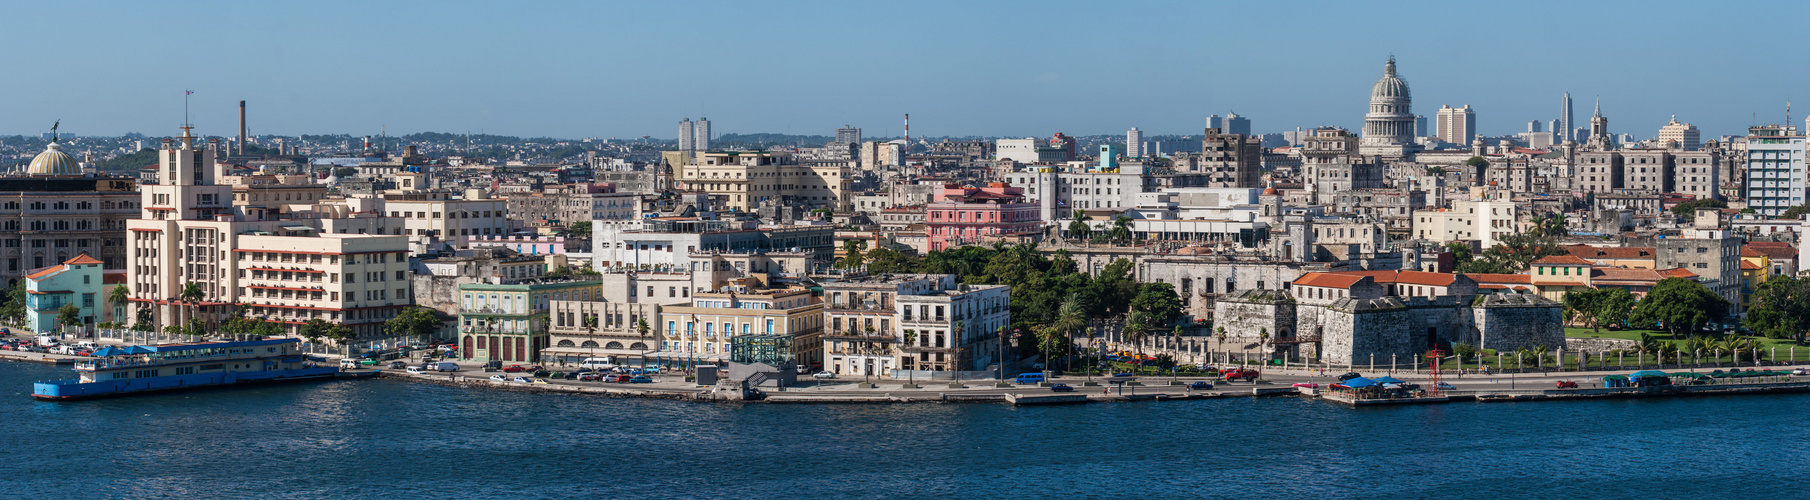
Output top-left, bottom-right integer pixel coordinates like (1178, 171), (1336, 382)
(1126, 127), (1143, 158)
(820, 274), (1010, 378)
(1410, 195), (1519, 248)
(128, 127), (412, 338)
(1744, 124), (1805, 217)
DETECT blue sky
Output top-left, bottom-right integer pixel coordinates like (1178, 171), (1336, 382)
(1, 1), (1801, 141)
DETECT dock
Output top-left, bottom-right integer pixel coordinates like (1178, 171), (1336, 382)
(1005, 393), (1089, 405)
(1321, 381), (1810, 407)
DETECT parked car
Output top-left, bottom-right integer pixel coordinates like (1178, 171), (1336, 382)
(511, 376), (533, 383)
(812, 371), (836, 380)
(531, 378), (549, 385)
(428, 362), (461, 372)
(1291, 382), (1319, 389)
(1336, 372), (1363, 381)
(1188, 381), (1215, 390)
(578, 373), (604, 381)
(482, 360), (503, 371)
(502, 365), (527, 373)
(489, 374), (507, 381)
(629, 375), (653, 383)
(1795, 368), (1809, 376)
(1048, 383), (1075, 392)
(1552, 381), (1575, 389)
(531, 370), (551, 378)
(405, 366), (426, 374)
(1437, 382), (1459, 390)
(563, 371), (584, 380)
(1222, 369), (1260, 381)
(608, 375), (632, 383)
(386, 361), (406, 369)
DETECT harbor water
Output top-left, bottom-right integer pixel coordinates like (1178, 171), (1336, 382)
(5, 362), (1805, 499)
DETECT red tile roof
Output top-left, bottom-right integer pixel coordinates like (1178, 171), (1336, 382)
(23, 266), (63, 280)
(1740, 260), (1763, 270)
(1293, 273), (1366, 288)
(62, 253), (103, 266)
(1325, 270), (1458, 286)
(1659, 268), (1698, 279)
(1533, 255), (1594, 266)
(1743, 243), (1797, 260)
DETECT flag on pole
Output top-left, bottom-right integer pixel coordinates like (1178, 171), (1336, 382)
(185, 90), (194, 95)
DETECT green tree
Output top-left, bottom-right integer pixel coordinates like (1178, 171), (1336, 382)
(1528, 213), (1568, 238)
(566, 221), (592, 239)
(300, 318), (333, 344)
(333, 167), (358, 178)
(1745, 276), (1810, 342)
(107, 285), (130, 326)
(1465, 156), (1488, 169)
(1033, 325), (1068, 376)
(1455, 234), (1565, 274)
(1561, 289), (1603, 331)
(1129, 282), (1184, 328)
(0, 281), (25, 320)
(1631, 278), (1728, 339)
(1109, 216), (1134, 244)
(837, 239), (867, 269)
(1670, 198), (1728, 217)
(1594, 288), (1637, 331)
(543, 265), (573, 278)
(179, 281), (206, 333)
(1443, 242), (1473, 266)
(55, 304), (81, 333)
(1777, 204), (1809, 220)
(385, 307), (443, 342)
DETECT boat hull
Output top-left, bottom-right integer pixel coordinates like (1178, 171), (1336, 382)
(32, 367), (341, 401)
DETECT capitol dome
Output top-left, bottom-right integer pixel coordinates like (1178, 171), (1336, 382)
(27, 141), (78, 176)
(1370, 56), (1410, 101)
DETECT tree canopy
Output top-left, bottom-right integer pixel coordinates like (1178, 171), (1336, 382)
(1631, 278), (1728, 338)
(1453, 234), (1566, 274)
(1670, 198), (1728, 217)
(1745, 276), (1810, 342)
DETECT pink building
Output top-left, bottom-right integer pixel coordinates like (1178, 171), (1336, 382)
(925, 183), (1043, 251)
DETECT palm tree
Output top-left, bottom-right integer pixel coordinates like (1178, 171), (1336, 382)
(106, 285), (130, 328)
(1067, 210), (1092, 242)
(1052, 298), (1086, 374)
(1257, 328), (1271, 365)
(1215, 326), (1227, 364)
(178, 281), (205, 336)
(1109, 215), (1134, 245)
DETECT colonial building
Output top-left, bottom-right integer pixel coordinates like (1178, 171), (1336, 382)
(0, 139), (140, 284)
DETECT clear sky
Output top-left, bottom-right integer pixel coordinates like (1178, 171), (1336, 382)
(2, 0), (1802, 141)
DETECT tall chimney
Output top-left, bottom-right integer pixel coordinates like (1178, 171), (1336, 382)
(238, 100), (247, 156)
(904, 113), (909, 148)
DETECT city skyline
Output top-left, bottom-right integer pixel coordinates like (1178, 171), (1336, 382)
(1, 1), (1805, 141)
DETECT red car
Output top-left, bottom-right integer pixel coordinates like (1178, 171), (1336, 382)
(502, 365), (527, 373)
(1222, 369), (1261, 381)
(607, 375), (632, 383)
(1555, 380), (1578, 389)
(577, 373), (603, 381)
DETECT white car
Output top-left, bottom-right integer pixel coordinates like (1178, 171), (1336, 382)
(1794, 368), (1808, 376)
(489, 374), (507, 382)
(812, 371), (836, 379)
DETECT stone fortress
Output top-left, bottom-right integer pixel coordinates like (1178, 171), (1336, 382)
(1213, 270), (1565, 365)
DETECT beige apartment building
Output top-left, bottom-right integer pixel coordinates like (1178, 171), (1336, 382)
(675, 151), (849, 212)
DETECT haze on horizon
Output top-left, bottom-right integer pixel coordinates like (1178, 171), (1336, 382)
(0, 0), (1800, 142)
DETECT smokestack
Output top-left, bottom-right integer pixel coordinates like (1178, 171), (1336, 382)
(238, 100), (247, 156)
(904, 113), (909, 148)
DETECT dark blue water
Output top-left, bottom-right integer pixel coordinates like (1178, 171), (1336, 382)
(5, 361), (1804, 499)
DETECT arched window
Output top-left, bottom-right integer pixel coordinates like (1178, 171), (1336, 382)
(580, 340), (599, 348)
(556, 339), (575, 347)
(605, 341), (624, 349)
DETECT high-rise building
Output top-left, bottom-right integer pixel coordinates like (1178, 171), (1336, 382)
(1125, 127), (1143, 158)
(1743, 124), (1805, 217)
(1415, 115), (1428, 137)
(1561, 92), (1574, 143)
(835, 125), (861, 144)
(1435, 104), (1475, 144)
(1224, 112), (1251, 136)
(1658, 117), (1701, 151)
(128, 126), (411, 338)
(678, 118), (695, 153)
(1528, 120), (1542, 133)
(1360, 56), (1416, 156)
(1549, 119), (1562, 138)
(694, 117), (711, 152)
(1207, 115), (1223, 130)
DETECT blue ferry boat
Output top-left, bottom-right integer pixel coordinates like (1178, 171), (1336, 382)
(32, 338), (340, 401)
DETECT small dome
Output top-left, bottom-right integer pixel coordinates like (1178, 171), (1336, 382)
(1370, 57), (1410, 101)
(28, 142), (78, 175)
(1261, 187), (1279, 195)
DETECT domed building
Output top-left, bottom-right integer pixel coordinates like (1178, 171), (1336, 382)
(0, 130), (139, 291)
(1359, 56), (1418, 157)
(27, 141), (80, 176)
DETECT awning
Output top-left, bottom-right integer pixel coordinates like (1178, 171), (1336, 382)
(280, 225), (316, 231)
(91, 346), (124, 357)
(1374, 376), (1406, 385)
(1342, 377), (1378, 388)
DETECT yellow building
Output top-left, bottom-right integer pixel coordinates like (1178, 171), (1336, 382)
(674, 151), (849, 212)
(654, 284), (824, 367)
(1740, 247), (1771, 309)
